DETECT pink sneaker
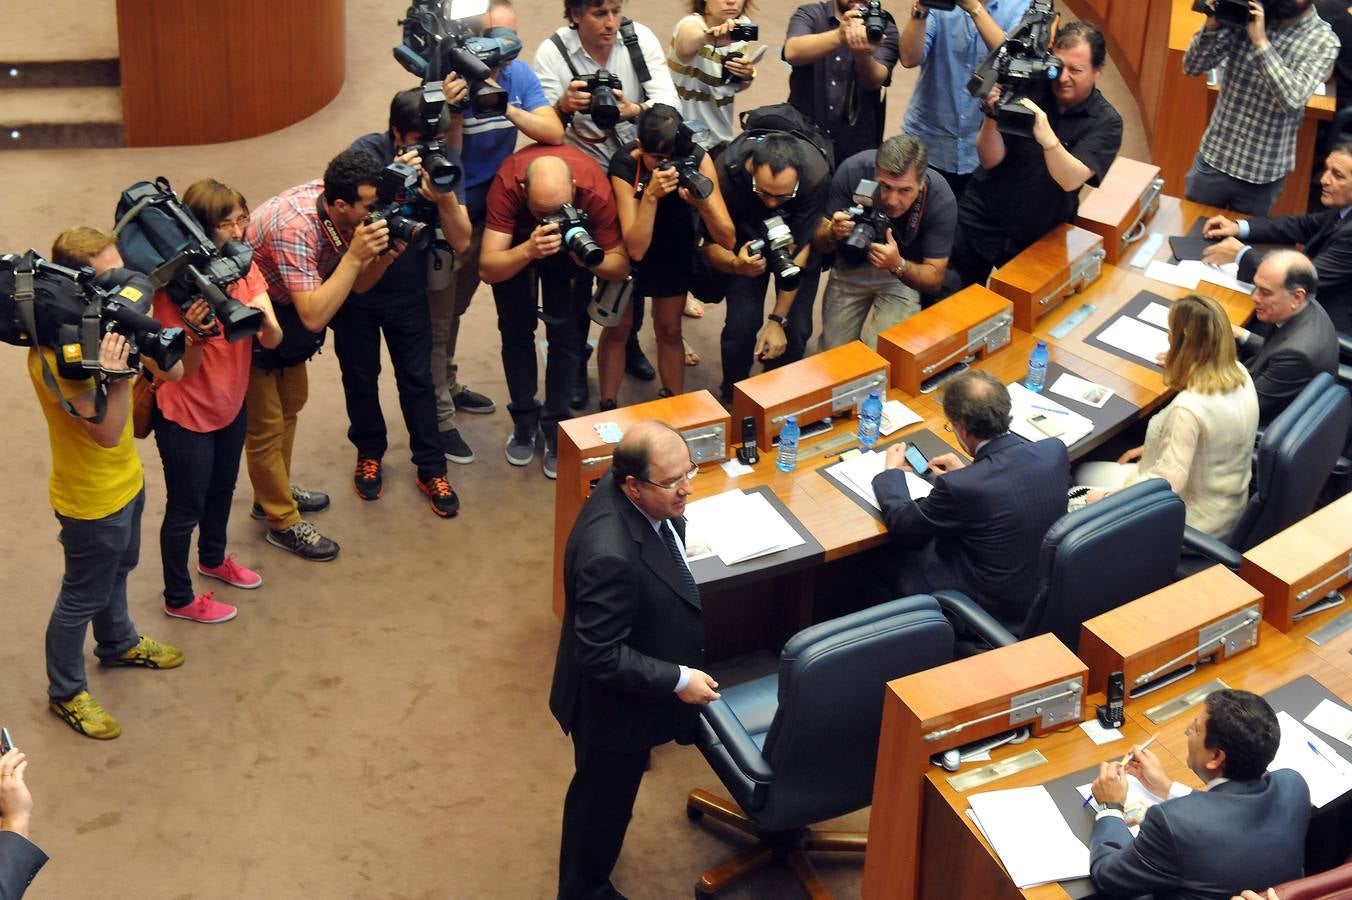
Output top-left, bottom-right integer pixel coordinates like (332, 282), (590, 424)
(164, 591), (238, 624)
(197, 553), (263, 590)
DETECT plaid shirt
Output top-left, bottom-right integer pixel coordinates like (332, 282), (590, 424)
(244, 180), (346, 305)
(1183, 12), (1339, 184)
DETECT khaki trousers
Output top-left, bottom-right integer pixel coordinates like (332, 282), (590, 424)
(244, 360), (308, 530)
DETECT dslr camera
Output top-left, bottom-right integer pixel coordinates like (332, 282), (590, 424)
(747, 215), (802, 292)
(966, 0), (1060, 137)
(540, 204), (605, 268)
(395, 2), (522, 118)
(367, 163), (435, 254)
(839, 179), (894, 266)
(728, 20), (759, 41)
(862, 0), (889, 43)
(577, 69), (625, 130)
(642, 119), (715, 201)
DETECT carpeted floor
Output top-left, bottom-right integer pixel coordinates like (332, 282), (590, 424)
(0, 2), (1145, 897)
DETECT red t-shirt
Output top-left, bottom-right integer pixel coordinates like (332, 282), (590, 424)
(484, 143), (622, 249)
(152, 262), (269, 433)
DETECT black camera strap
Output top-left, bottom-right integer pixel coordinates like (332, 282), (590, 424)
(15, 264), (108, 424)
(315, 196), (348, 254)
(896, 178), (927, 247)
(551, 17), (653, 104)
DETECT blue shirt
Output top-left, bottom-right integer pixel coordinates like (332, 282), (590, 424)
(901, 0), (1032, 176)
(461, 59), (548, 214)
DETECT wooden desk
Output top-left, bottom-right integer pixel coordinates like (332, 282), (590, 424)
(1241, 492), (1352, 632)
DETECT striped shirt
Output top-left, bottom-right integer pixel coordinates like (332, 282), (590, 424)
(666, 14), (750, 146)
(1183, 11), (1340, 184)
(244, 180), (346, 306)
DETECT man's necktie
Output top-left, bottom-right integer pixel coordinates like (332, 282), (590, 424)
(661, 521), (700, 602)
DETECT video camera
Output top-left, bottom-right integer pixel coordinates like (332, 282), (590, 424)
(0, 251), (185, 381)
(113, 178), (263, 343)
(839, 179), (893, 266)
(395, 2), (522, 119)
(540, 204), (604, 268)
(640, 119), (715, 201)
(747, 215), (801, 292)
(577, 69), (624, 130)
(1190, 0), (1256, 26)
(367, 163), (434, 254)
(966, 0), (1061, 137)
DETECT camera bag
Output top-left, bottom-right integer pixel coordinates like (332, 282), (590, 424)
(113, 177), (207, 289)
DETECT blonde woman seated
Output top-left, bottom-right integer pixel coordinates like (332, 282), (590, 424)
(1076, 294), (1259, 538)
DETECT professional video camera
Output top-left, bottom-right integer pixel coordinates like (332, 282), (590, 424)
(1190, 0), (1256, 26)
(540, 205), (605, 268)
(747, 215), (801, 292)
(862, 0), (889, 43)
(576, 69), (624, 130)
(965, 0), (1060, 137)
(641, 120), (715, 201)
(366, 163), (434, 254)
(395, 2), (521, 118)
(839, 179), (893, 266)
(113, 178), (263, 343)
(729, 20), (759, 41)
(0, 251), (186, 382)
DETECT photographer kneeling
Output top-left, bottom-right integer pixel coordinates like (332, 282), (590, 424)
(480, 144), (629, 478)
(815, 134), (956, 350)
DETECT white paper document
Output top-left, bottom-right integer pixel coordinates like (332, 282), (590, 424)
(1136, 302), (1172, 330)
(1095, 315), (1171, 366)
(879, 399), (923, 436)
(1076, 776), (1192, 836)
(1050, 373), (1115, 409)
(1305, 699), (1352, 752)
(1270, 710), (1352, 807)
(967, 786), (1090, 888)
(825, 449), (932, 512)
(1079, 719), (1124, 746)
(1144, 259), (1201, 289)
(682, 489), (806, 566)
(1186, 259), (1254, 294)
(1007, 382), (1095, 447)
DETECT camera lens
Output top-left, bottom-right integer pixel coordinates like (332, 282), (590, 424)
(589, 86), (620, 130)
(136, 325), (186, 373)
(564, 226), (604, 268)
(388, 215), (432, 252)
(677, 165), (714, 201)
(841, 224), (874, 266)
(471, 82), (509, 117)
(422, 150), (463, 194)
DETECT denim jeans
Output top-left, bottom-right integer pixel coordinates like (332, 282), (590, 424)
(47, 487), (144, 700)
(153, 406), (247, 607)
(1184, 155), (1285, 218)
(719, 256), (820, 399)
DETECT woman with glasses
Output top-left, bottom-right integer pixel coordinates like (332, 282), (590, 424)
(599, 104), (735, 410)
(1076, 293), (1259, 537)
(148, 179), (283, 624)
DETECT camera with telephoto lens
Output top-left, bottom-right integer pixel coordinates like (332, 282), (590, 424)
(747, 215), (801, 292)
(966, 0), (1060, 137)
(862, 0), (888, 42)
(0, 251), (186, 380)
(577, 69), (624, 130)
(839, 179), (894, 266)
(647, 120), (715, 201)
(540, 204), (604, 268)
(728, 20), (759, 41)
(394, 3), (521, 118)
(367, 163), (434, 254)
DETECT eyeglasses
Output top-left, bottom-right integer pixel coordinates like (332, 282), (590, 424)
(219, 215), (250, 230)
(752, 173), (798, 202)
(643, 464), (699, 491)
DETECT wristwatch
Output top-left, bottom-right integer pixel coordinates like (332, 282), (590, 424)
(911, 3), (928, 19)
(1101, 801), (1125, 813)
(892, 258), (909, 278)
(767, 313), (787, 326)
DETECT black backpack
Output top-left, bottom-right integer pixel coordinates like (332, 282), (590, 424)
(737, 102), (835, 173)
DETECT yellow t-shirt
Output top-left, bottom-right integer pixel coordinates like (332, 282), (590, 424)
(27, 348), (143, 520)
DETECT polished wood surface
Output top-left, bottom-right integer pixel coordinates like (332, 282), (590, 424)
(862, 635), (1088, 900)
(116, 0), (346, 147)
(1075, 157), (1163, 264)
(731, 342), (889, 451)
(877, 287), (1016, 395)
(1241, 493), (1352, 631)
(989, 225), (1107, 331)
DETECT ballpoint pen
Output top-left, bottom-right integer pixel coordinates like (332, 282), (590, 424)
(1308, 740), (1339, 766)
(1084, 736), (1158, 807)
(1030, 403), (1070, 416)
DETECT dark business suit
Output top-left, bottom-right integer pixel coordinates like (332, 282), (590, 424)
(1239, 207), (1352, 333)
(549, 470), (703, 900)
(0, 832), (47, 900)
(1090, 770), (1311, 900)
(871, 432), (1071, 632)
(1238, 300), (1339, 425)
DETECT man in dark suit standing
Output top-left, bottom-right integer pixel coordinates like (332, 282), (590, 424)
(1089, 689), (1311, 900)
(550, 420), (721, 900)
(871, 370), (1071, 631)
(1, 747), (46, 899)
(1232, 250), (1339, 425)
(1204, 143), (1352, 333)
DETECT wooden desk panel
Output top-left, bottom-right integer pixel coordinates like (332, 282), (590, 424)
(1241, 492), (1352, 631)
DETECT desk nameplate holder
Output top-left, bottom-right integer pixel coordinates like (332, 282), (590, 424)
(946, 749), (1049, 792)
(1144, 677), (1231, 725)
(919, 311), (1013, 394)
(923, 679), (1083, 746)
(1130, 606), (1260, 698)
(1308, 607), (1352, 646)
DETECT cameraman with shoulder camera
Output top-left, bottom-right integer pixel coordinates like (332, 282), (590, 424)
(783, 0), (901, 164)
(480, 143), (629, 478)
(244, 150), (395, 560)
(32, 228), (188, 740)
(814, 134), (957, 350)
(342, 88), (471, 517)
(1182, 0), (1339, 216)
(949, 20), (1122, 287)
(708, 132), (831, 401)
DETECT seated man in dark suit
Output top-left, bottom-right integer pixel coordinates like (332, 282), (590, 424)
(1090, 689), (1311, 900)
(1204, 143), (1352, 333)
(871, 370), (1071, 631)
(1233, 250), (1339, 425)
(1, 746), (46, 899)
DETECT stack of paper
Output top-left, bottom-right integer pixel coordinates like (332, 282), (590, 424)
(1270, 710), (1352, 807)
(682, 489), (806, 566)
(825, 448), (932, 511)
(1305, 698), (1352, 751)
(1095, 314), (1171, 366)
(967, 786), (1090, 888)
(1007, 382), (1095, 447)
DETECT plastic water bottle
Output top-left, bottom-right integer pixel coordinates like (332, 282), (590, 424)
(858, 389), (883, 449)
(776, 415), (800, 473)
(1025, 339), (1049, 392)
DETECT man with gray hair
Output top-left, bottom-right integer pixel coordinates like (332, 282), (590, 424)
(814, 134), (957, 349)
(871, 370), (1070, 629)
(1234, 249), (1339, 425)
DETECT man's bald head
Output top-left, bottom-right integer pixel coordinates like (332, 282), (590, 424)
(524, 155), (576, 218)
(1252, 249), (1317, 326)
(484, 0), (519, 31)
(611, 420), (695, 520)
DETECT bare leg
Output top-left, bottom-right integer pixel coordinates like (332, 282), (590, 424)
(652, 295), (684, 395)
(597, 302), (633, 406)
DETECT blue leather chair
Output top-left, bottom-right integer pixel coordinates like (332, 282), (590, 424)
(934, 479), (1186, 653)
(1182, 372), (1352, 574)
(685, 595), (956, 898)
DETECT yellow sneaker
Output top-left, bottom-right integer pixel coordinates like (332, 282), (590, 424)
(101, 635), (185, 669)
(50, 690), (122, 740)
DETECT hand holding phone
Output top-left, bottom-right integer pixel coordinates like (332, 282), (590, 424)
(0, 727), (11, 755)
(903, 443), (929, 475)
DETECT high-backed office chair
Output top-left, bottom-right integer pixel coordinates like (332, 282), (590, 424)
(1182, 373), (1352, 574)
(1273, 860), (1352, 900)
(685, 595), (955, 898)
(931, 479), (1185, 653)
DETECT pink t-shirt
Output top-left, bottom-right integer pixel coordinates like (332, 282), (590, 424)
(152, 262), (269, 433)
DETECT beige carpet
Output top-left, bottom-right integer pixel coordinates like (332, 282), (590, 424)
(0, 2), (1145, 897)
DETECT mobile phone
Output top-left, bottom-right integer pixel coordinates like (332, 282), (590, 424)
(746, 44), (769, 65)
(737, 415), (759, 465)
(1028, 413), (1065, 438)
(0, 726), (12, 755)
(903, 443), (929, 475)
(1097, 672), (1126, 728)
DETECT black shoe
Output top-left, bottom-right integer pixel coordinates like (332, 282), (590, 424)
(353, 457), (383, 501)
(541, 424), (558, 480)
(442, 428), (475, 465)
(251, 484), (330, 520)
(505, 424), (537, 466)
(625, 344), (656, 381)
(416, 472), (461, 518)
(452, 386), (496, 415)
(266, 521), (340, 562)
(572, 344), (593, 410)
(599, 398), (618, 412)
